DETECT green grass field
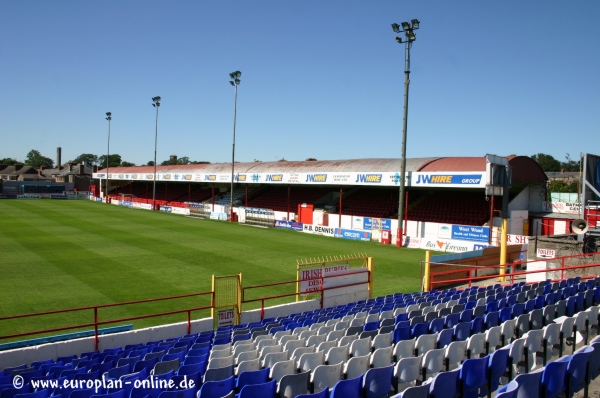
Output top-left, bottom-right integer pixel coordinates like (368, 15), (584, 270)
(0, 200), (426, 341)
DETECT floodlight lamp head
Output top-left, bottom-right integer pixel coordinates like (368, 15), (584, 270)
(401, 22), (410, 32)
(407, 32), (416, 42)
(411, 19), (420, 29)
(395, 36), (403, 44)
(229, 81), (235, 86)
(234, 78), (240, 85)
(391, 23), (401, 33)
(235, 71), (241, 78)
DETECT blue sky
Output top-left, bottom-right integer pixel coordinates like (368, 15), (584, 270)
(1, 1), (599, 167)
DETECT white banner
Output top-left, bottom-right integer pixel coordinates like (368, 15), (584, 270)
(299, 264), (350, 294)
(171, 207), (190, 215)
(542, 201), (581, 215)
(302, 224), (335, 237)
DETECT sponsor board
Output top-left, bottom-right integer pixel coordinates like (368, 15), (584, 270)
(302, 224), (335, 237)
(0, 195), (17, 199)
(17, 194), (41, 199)
(474, 244), (493, 250)
(50, 195), (68, 200)
(542, 201), (581, 215)
(122, 201), (132, 207)
(451, 225), (490, 242)
(353, 217), (364, 230)
(275, 220), (292, 229)
(171, 207), (190, 215)
(290, 221), (304, 231)
(537, 248), (557, 259)
(419, 238), (475, 253)
(132, 202), (153, 210)
(160, 206), (172, 213)
(438, 224), (452, 239)
(299, 264), (350, 294)
(363, 217), (391, 231)
(412, 173), (485, 187)
(217, 309), (235, 327)
(334, 228), (372, 241)
(507, 234), (529, 244)
(402, 236), (421, 249)
(95, 197), (104, 202)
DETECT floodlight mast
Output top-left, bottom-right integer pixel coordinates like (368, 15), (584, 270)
(152, 96), (161, 210)
(391, 19), (420, 247)
(229, 71), (241, 222)
(105, 112), (111, 202)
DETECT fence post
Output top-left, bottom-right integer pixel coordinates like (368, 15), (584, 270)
(187, 310), (191, 335)
(561, 257), (565, 280)
(424, 251), (431, 292)
(93, 307), (99, 351)
(260, 299), (265, 321)
(367, 257), (374, 298)
(469, 270), (473, 288)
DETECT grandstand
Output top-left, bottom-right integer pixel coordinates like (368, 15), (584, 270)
(1, 273), (600, 398)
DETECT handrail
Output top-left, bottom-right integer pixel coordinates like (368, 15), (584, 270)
(0, 291), (215, 350)
(242, 268), (371, 320)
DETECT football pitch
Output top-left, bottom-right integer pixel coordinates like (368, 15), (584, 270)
(0, 200), (426, 340)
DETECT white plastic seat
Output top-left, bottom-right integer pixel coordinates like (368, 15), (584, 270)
(232, 342), (255, 358)
(274, 330), (291, 341)
(317, 341), (337, 354)
(354, 312), (368, 319)
(365, 314), (380, 323)
(509, 337), (526, 376)
(279, 334), (298, 346)
(394, 307), (407, 317)
(292, 326), (309, 336)
(310, 322), (325, 331)
(254, 334), (273, 344)
(235, 349), (258, 365)
(325, 344), (349, 365)
(327, 330), (345, 342)
(260, 343), (283, 360)
(297, 350), (325, 373)
(372, 332), (393, 350)
(558, 316), (576, 349)
(421, 348), (445, 379)
(444, 341), (466, 371)
(343, 354), (370, 379)
(262, 351), (289, 369)
(501, 318), (516, 345)
(209, 346), (232, 360)
(370, 346), (393, 368)
(341, 315), (354, 323)
(334, 321), (349, 331)
(212, 343), (232, 353)
(291, 346), (315, 361)
(466, 333), (486, 359)
(393, 338), (416, 361)
(574, 311), (588, 342)
(299, 330), (318, 341)
(415, 334), (437, 356)
(317, 326), (334, 336)
(395, 354), (423, 393)
(586, 306), (599, 336)
(256, 338), (277, 352)
(522, 330), (543, 371)
(380, 310), (394, 321)
(311, 363), (343, 393)
(338, 334), (358, 347)
(207, 354), (234, 369)
(270, 359), (295, 382)
(283, 338), (306, 353)
(235, 358), (260, 376)
(485, 326), (502, 353)
(326, 318), (341, 327)
(307, 334), (327, 348)
(350, 336), (372, 357)
(541, 323), (561, 363)
(350, 318), (365, 327)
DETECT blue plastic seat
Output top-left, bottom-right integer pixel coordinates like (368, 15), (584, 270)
(458, 357), (488, 398)
(427, 368), (459, 398)
(495, 380), (518, 398)
(12, 390), (50, 398)
(437, 328), (454, 349)
(395, 384), (429, 397)
(459, 310), (472, 323)
(566, 297), (577, 317)
(411, 323), (428, 339)
(484, 311), (499, 329)
(363, 321), (380, 332)
(133, 357), (158, 374)
(564, 346), (594, 397)
(393, 327), (411, 344)
(156, 387), (196, 398)
(541, 360), (568, 398)
(512, 303), (525, 318)
(363, 365), (394, 398)
(197, 375), (235, 398)
(485, 347), (509, 395)
(471, 317), (484, 335)
(499, 307), (512, 323)
(453, 322), (471, 342)
(238, 379), (276, 398)
(429, 318), (445, 334)
(444, 314), (460, 328)
(524, 300), (536, 314)
(235, 368), (270, 392)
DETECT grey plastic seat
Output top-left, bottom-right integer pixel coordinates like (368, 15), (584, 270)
(559, 316), (576, 353)
(485, 326), (502, 353)
(346, 326), (363, 336)
(233, 342), (255, 358)
(327, 330), (345, 342)
(395, 354), (423, 393)
(310, 322), (325, 331)
(350, 337), (372, 357)
(152, 359), (180, 375)
(260, 343), (283, 361)
(466, 333), (486, 359)
(299, 330), (318, 341)
(372, 332), (393, 350)
(317, 326), (334, 336)
(543, 305), (556, 326)
(515, 314), (530, 338)
(365, 313), (380, 323)
(311, 363), (343, 393)
(235, 349), (258, 365)
(278, 371), (310, 398)
(209, 347), (232, 359)
(291, 346), (315, 361)
(350, 318), (365, 328)
(370, 346), (393, 368)
(270, 359), (296, 382)
(529, 309), (544, 330)
(421, 347), (445, 380)
(541, 323), (560, 364)
(473, 305), (486, 318)
(316, 341), (337, 354)
(343, 354), (370, 379)
(325, 344), (349, 365)
(283, 338), (306, 353)
(334, 321), (349, 331)
(236, 358), (260, 376)
(326, 318), (341, 327)
(393, 338), (416, 361)
(279, 334), (298, 346)
(415, 334), (437, 356)
(262, 351), (288, 369)
(508, 337), (526, 378)
(574, 311), (588, 343)
(292, 326), (309, 336)
(307, 334), (327, 347)
(522, 330), (543, 372)
(338, 334), (358, 347)
(256, 337), (277, 352)
(207, 354), (234, 369)
(297, 350), (325, 373)
(274, 330), (291, 341)
(444, 341), (466, 371)
(501, 318), (516, 345)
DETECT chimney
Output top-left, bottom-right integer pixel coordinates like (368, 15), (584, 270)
(57, 147), (62, 168)
(69, 162), (74, 172)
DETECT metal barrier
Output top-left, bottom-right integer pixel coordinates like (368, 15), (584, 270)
(427, 252), (600, 290)
(242, 268), (371, 320)
(0, 291), (215, 350)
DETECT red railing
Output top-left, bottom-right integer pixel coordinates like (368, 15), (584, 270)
(242, 268), (371, 320)
(0, 291), (215, 350)
(428, 252), (600, 290)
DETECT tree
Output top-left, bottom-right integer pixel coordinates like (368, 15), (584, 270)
(121, 161), (136, 167)
(561, 153), (580, 172)
(147, 161), (155, 166)
(70, 153), (98, 166)
(25, 150), (54, 168)
(97, 154), (122, 168)
(531, 153), (561, 172)
(1, 157), (20, 165)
